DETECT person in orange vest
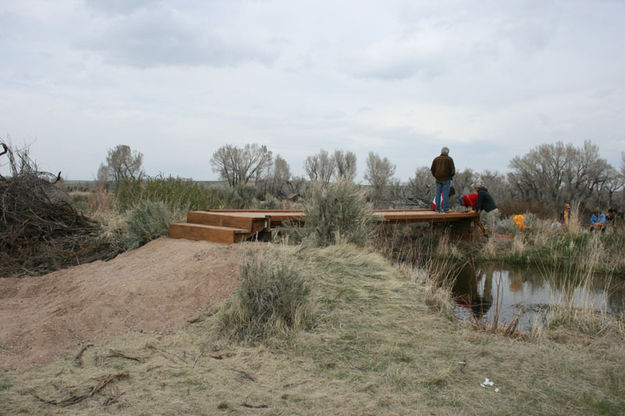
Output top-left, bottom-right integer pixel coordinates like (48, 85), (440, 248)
(512, 214), (525, 231)
(560, 203), (571, 225)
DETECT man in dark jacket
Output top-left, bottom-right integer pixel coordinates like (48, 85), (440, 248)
(473, 183), (499, 235)
(430, 147), (455, 213)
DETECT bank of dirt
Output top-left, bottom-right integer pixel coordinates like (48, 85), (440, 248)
(0, 238), (261, 369)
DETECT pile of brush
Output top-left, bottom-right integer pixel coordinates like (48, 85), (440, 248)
(0, 143), (123, 277)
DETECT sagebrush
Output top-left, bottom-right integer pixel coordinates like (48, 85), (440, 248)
(126, 200), (172, 249)
(297, 179), (373, 247)
(218, 251), (314, 342)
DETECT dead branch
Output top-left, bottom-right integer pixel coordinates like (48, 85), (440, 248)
(156, 350), (188, 364)
(192, 352), (203, 368)
(0, 142), (124, 277)
(242, 403), (268, 409)
(108, 349), (144, 363)
(230, 368), (256, 382)
(504, 308), (525, 337)
(74, 344), (94, 366)
(103, 385), (125, 406)
(203, 353), (223, 360)
(32, 372), (128, 407)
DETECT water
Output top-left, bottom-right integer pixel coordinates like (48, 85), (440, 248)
(451, 263), (625, 329)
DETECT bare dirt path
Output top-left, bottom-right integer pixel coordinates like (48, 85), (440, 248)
(0, 238), (261, 369)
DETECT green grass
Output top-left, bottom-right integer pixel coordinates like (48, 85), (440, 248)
(478, 219), (625, 278)
(115, 176), (223, 213)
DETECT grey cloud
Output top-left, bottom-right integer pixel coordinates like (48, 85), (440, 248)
(85, 0), (163, 16)
(346, 3), (560, 82)
(353, 58), (426, 81)
(83, 8), (278, 68)
(348, 52), (444, 81)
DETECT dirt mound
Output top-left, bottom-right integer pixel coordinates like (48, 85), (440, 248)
(0, 238), (262, 369)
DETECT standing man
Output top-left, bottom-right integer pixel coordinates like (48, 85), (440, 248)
(430, 147), (455, 213)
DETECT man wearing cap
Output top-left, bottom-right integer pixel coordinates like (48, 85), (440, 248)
(473, 182), (499, 235)
(430, 147), (455, 213)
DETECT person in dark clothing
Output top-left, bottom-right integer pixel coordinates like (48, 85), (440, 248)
(606, 207), (618, 225)
(473, 183), (499, 235)
(430, 147), (455, 213)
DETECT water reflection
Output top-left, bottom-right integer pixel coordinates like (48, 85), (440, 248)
(452, 265), (492, 319)
(451, 263), (625, 329)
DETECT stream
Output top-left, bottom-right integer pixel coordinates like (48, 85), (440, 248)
(451, 263), (625, 329)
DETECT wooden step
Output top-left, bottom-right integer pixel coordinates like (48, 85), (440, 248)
(187, 211), (268, 233)
(205, 209), (304, 226)
(169, 223), (250, 244)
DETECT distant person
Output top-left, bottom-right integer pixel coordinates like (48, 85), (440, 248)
(473, 183), (499, 235)
(590, 207), (606, 232)
(430, 147), (455, 213)
(560, 203), (571, 225)
(606, 207), (618, 225)
(457, 193), (478, 211)
(512, 214), (526, 231)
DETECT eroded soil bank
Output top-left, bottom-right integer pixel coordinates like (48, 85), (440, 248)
(0, 238), (261, 369)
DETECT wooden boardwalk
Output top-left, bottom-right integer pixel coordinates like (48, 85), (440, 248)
(169, 209), (480, 244)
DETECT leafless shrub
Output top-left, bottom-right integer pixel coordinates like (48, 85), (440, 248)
(0, 142), (123, 277)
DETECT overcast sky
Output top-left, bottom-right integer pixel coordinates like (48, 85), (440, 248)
(1, 0), (624, 181)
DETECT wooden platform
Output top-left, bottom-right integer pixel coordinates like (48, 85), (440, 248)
(169, 209), (480, 244)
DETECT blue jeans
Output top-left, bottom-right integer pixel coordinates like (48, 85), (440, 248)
(435, 180), (451, 212)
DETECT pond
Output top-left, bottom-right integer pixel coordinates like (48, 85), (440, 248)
(451, 263), (625, 329)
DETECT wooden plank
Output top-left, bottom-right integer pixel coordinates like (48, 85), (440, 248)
(187, 211), (262, 230)
(199, 210), (303, 226)
(374, 210), (479, 223)
(207, 209), (303, 213)
(263, 212), (303, 225)
(169, 223), (248, 244)
(170, 209), (481, 244)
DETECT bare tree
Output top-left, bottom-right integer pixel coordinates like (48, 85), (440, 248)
(477, 170), (511, 204)
(286, 176), (308, 195)
(364, 152), (396, 206)
(304, 150), (336, 184)
(210, 144), (273, 187)
(333, 150), (357, 181)
(598, 166), (624, 208)
(562, 141), (610, 204)
(264, 154), (291, 197)
(508, 142), (568, 204)
(507, 141), (613, 211)
(452, 168), (477, 196)
(407, 167), (434, 207)
(96, 163), (111, 184)
(99, 144), (144, 185)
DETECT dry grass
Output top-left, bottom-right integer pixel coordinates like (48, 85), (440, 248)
(1, 243), (624, 415)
